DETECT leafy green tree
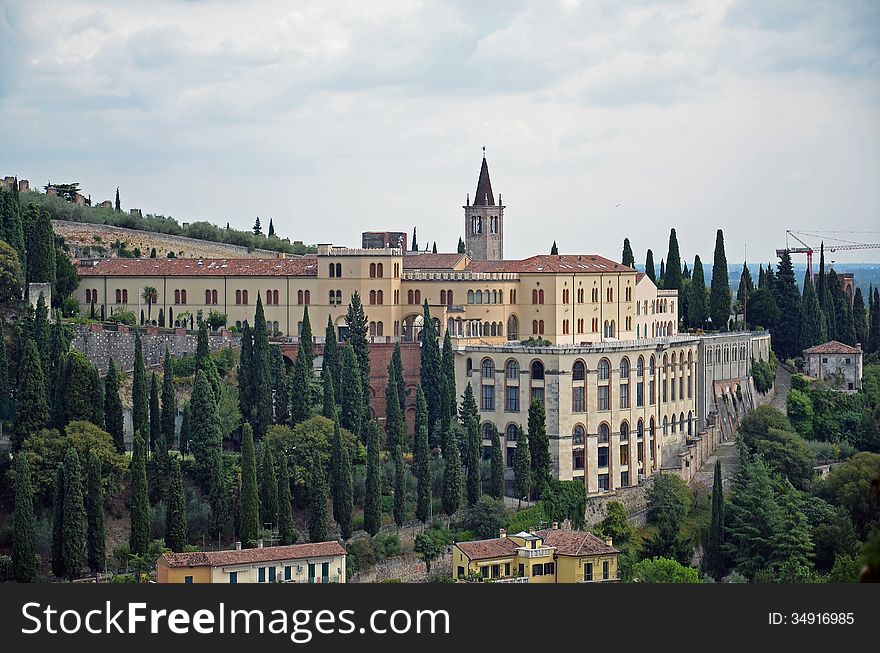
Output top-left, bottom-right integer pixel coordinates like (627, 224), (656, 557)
(414, 525), (447, 573)
(442, 427), (462, 516)
(85, 451), (105, 573)
(0, 239), (24, 304)
(770, 479), (813, 573)
(754, 428), (816, 490)
(687, 255), (709, 329)
(129, 434), (149, 557)
(276, 455), (298, 545)
(330, 419), (353, 539)
(12, 453), (37, 582)
(736, 262), (754, 308)
(160, 349), (176, 449)
(13, 339), (48, 450)
(0, 329), (10, 420)
(632, 557), (699, 583)
(104, 358), (124, 452)
(61, 447), (85, 580)
(61, 350), (98, 428)
(322, 366), (336, 419)
(724, 454), (779, 579)
(527, 399), (551, 499)
(599, 501), (634, 545)
(746, 288), (780, 330)
(323, 315), (341, 402)
(132, 331), (148, 437)
(771, 250), (802, 359)
(2, 189), (26, 268)
(165, 458), (187, 552)
(345, 292), (371, 418)
(817, 452), (880, 538)
(339, 345), (363, 439)
(488, 426), (505, 499)
(393, 445), (406, 527)
(259, 443), (278, 528)
(307, 452), (329, 542)
(645, 474), (692, 563)
(239, 424), (260, 547)
(703, 460), (727, 579)
(513, 426), (531, 509)
(364, 420), (382, 535)
(251, 296), (274, 438)
(645, 248), (656, 284)
(709, 229), (731, 329)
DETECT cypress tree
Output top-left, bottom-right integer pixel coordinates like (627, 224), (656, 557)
(411, 227), (418, 252)
(51, 464), (65, 578)
(129, 434), (149, 557)
(869, 288), (880, 354)
(61, 448), (85, 580)
(237, 322), (254, 421)
(442, 330), (456, 422)
(828, 270), (855, 346)
(364, 420), (382, 535)
(414, 387), (431, 524)
(251, 296), (273, 438)
(770, 250), (802, 360)
(208, 447), (228, 539)
(299, 305), (314, 364)
(704, 459), (726, 579)
(271, 346), (289, 424)
(149, 372), (160, 451)
(90, 364), (105, 429)
(853, 287), (867, 349)
(414, 385), (428, 452)
(115, 187), (121, 212)
(458, 237), (465, 254)
(0, 328), (9, 420)
(687, 255), (709, 329)
(645, 249), (656, 284)
(289, 343), (313, 425)
(345, 292), (371, 418)
(26, 205), (56, 284)
(339, 345), (363, 439)
(664, 229), (682, 311)
(465, 416), (481, 506)
(13, 339), (47, 450)
(489, 426), (505, 499)
(442, 427), (462, 516)
(259, 443), (278, 529)
(239, 424), (260, 547)
(195, 321), (210, 374)
(190, 370), (222, 483)
(330, 418), (353, 540)
(816, 243), (830, 321)
(393, 445), (406, 527)
(165, 458), (187, 552)
(622, 238), (635, 268)
(34, 293), (50, 376)
(61, 350), (96, 427)
(391, 343), (405, 412)
(439, 376), (451, 446)
(800, 271), (825, 351)
(132, 331), (148, 438)
(709, 230), (731, 329)
(550, 241), (558, 255)
(12, 453), (37, 582)
(160, 349), (176, 449)
(385, 371), (405, 450)
(659, 259), (665, 286)
(277, 455), (297, 545)
(458, 382), (478, 429)
(307, 452), (329, 543)
(179, 403), (191, 457)
(85, 451), (105, 573)
(322, 366), (336, 419)
(3, 187), (25, 267)
(513, 426), (531, 509)
(323, 315), (341, 402)
(419, 301), (442, 442)
(527, 399), (550, 499)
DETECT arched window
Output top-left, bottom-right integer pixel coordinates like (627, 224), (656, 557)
(506, 359), (519, 379)
(205, 289), (211, 305)
(476, 290), (483, 304)
(369, 321), (376, 337)
(467, 290), (475, 304)
(532, 320), (539, 335)
(620, 357), (630, 377)
(297, 290), (303, 305)
(408, 290), (415, 304)
(335, 263), (342, 278)
(538, 289), (544, 304)
(572, 360), (586, 381)
(598, 423), (610, 443)
(303, 290), (309, 305)
(620, 421), (629, 442)
(687, 411), (693, 435)
(573, 425), (585, 445)
(663, 415), (669, 435)
(490, 323), (497, 337)
(242, 290), (248, 304)
(174, 289), (180, 304)
(378, 263), (385, 278)
(274, 290), (279, 305)
(235, 289), (242, 305)
(506, 424), (518, 441)
(447, 289), (454, 305)
(369, 263), (376, 278)
(598, 358), (610, 380)
(530, 361), (544, 380)
(482, 358), (495, 378)
(440, 290), (446, 305)
(415, 290), (421, 305)
(637, 419), (644, 439)
(212, 290), (218, 305)
(650, 355), (656, 374)
(266, 290), (273, 305)
(377, 290), (383, 305)
(507, 315), (518, 341)
(369, 290), (376, 305)
(482, 423), (495, 441)
(680, 412), (685, 433)
(180, 289), (186, 304)
(532, 289), (538, 304)
(329, 263), (336, 278)
(637, 356), (645, 376)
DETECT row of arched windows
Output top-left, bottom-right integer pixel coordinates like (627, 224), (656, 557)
(329, 290), (343, 306)
(115, 289), (128, 303)
(265, 289), (280, 305)
(468, 289), (504, 305)
(328, 263), (343, 278)
(296, 290), (311, 305)
(449, 319), (504, 338)
(407, 289), (421, 305)
(173, 289), (187, 304)
(369, 321), (384, 337)
(368, 290), (384, 305)
(368, 262), (384, 278)
(85, 289), (99, 303)
(706, 343), (749, 364)
(439, 289), (455, 305)
(235, 289), (249, 305)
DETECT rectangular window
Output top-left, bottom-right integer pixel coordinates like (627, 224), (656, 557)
(268, 566), (276, 582)
(544, 562), (554, 575)
(284, 566), (292, 581)
(603, 561), (610, 580)
(598, 386), (609, 411)
(636, 382), (644, 407)
(662, 380), (667, 403)
(619, 383), (629, 409)
(506, 386), (519, 412)
(507, 447), (515, 468)
(620, 471), (629, 487)
(531, 387), (544, 405)
(532, 565), (544, 577)
(229, 571), (237, 584)
(258, 567), (265, 583)
(518, 564), (525, 577)
(481, 384), (495, 411)
(572, 386), (585, 412)
(457, 566), (465, 579)
(573, 450), (584, 470)
(585, 563), (593, 582)
(597, 447), (609, 468)
(650, 380), (656, 405)
(598, 474), (609, 491)
(505, 563), (510, 576)
(184, 576), (193, 584)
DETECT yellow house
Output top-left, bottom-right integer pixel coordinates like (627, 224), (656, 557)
(452, 526), (619, 583)
(156, 541), (347, 584)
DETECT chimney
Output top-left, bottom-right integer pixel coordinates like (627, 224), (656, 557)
(528, 528), (536, 535)
(257, 539), (264, 548)
(552, 522), (559, 530)
(499, 529), (506, 538)
(235, 541), (242, 550)
(604, 536), (613, 547)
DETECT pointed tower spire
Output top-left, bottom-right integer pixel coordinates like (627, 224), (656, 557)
(473, 156), (495, 206)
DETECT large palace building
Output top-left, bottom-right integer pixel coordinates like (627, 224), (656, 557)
(75, 155), (770, 494)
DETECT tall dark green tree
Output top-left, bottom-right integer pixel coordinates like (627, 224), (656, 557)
(129, 434), (149, 557)
(237, 322), (254, 421)
(60, 350), (96, 427)
(390, 343), (405, 412)
(239, 424), (260, 547)
(104, 358), (124, 452)
(457, 237), (466, 254)
(709, 229), (731, 329)
(853, 287), (867, 350)
(550, 241), (558, 255)
(251, 296), (274, 438)
(289, 331), (314, 425)
(12, 453), (37, 582)
(465, 416), (481, 506)
(34, 293), (50, 376)
(51, 465), (64, 578)
(687, 255), (709, 329)
(442, 426), (462, 517)
(364, 420), (382, 536)
(277, 455), (297, 545)
(160, 349), (176, 449)
(307, 452), (329, 543)
(414, 389), (432, 524)
(419, 301), (442, 442)
(0, 329), (10, 420)
(329, 419), (353, 540)
(165, 458), (187, 552)
(179, 403), (191, 457)
(622, 238), (635, 268)
(527, 399), (550, 499)
(13, 338), (48, 450)
(770, 250), (802, 360)
(828, 270), (855, 346)
(512, 426), (531, 509)
(259, 443), (278, 529)
(322, 366), (336, 419)
(816, 243), (830, 329)
(441, 330), (456, 422)
(323, 315), (341, 401)
(724, 454), (779, 579)
(148, 372), (160, 451)
(393, 445), (406, 527)
(271, 346), (289, 424)
(339, 345), (363, 439)
(26, 205), (56, 285)
(703, 460), (726, 579)
(61, 448), (85, 580)
(659, 259), (665, 286)
(664, 229), (682, 315)
(190, 369), (222, 483)
(645, 249), (656, 284)
(85, 451), (105, 573)
(771, 479), (813, 573)
(737, 262), (754, 308)
(345, 292), (371, 418)
(208, 448), (228, 539)
(869, 288), (880, 354)
(132, 331), (148, 438)
(488, 426), (505, 500)
(800, 271), (825, 351)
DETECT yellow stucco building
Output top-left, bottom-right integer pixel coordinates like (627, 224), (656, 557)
(452, 526), (619, 583)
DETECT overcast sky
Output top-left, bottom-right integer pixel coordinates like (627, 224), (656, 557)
(1, 0), (878, 263)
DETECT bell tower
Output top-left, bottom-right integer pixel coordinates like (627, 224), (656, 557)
(464, 151), (504, 260)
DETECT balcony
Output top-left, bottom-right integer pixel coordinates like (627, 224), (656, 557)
(307, 575), (340, 584)
(515, 547), (554, 559)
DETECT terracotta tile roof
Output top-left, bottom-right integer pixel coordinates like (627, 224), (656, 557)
(802, 340), (863, 355)
(537, 529), (619, 556)
(455, 537), (518, 561)
(403, 252), (469, 270)
(464, 255), (633, 274)
(77, 256), (319, 277)
(159, 541), (346, 568)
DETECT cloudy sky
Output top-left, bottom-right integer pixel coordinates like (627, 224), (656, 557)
(1, 0), (878, 263)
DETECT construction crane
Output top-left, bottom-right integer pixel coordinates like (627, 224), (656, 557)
(776, 230), (880, 281)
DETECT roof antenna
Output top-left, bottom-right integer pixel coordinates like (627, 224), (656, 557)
(482, 145), (486, 159)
